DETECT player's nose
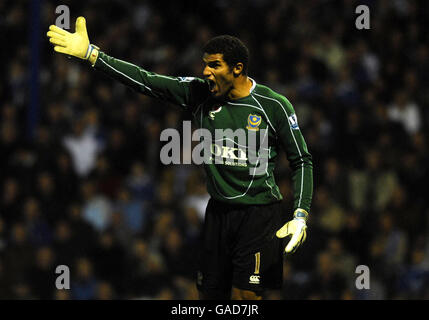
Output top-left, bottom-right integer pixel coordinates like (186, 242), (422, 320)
(203, 66), (211, 78)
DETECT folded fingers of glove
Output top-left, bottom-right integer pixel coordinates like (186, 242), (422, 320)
(302, 228), (307, 243)
(276, 221), (291, 238)
(285, 225), (306, 253)
(46, 31), (67, 44)
(48, 25), (69, 36)
(49, 37), (67, 47)
(54, 46), (68, 54)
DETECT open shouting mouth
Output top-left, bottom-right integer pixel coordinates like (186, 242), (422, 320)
(207, 79), (217, 94)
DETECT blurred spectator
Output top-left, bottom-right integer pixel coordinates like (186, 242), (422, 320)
(54, 151), (79, 204)
(0, 259), (9, 299)
(81, 180), (113, 232)
(22, 197), (53, 246)
(159, 227), (195, 279)
(35, 171), (62, 223)
(126, 161), (154, 202)
(91, 231), (127, 294)
(339, 211), (372, 263)
(52, 220), (79, 267)
(104, 127), (134, 175)
(387, 91), (421, 136)
(370, 214), (408, 271)
(114, 187), (146, 235)
(369, 213), (408, 296)
(1, 178), (21, 224)
(1, 121), (20, 178)
(9, 282), (35, 300)
(63, 119), (103, 177)
(308, 251), (347, 299)
(281, 261), (311, 300)
(0, 218), (6, 253)
(126, 238), (169, 298)
(90, 154), (122, 199)
(321, 157), (348, 205)
(313, 187), (346, 234)
(182, 206), (202, 243)
(3, 223), (34, 286)
(29, 246), (56, 299)
(67, 203), (97, 256)
(54, 289), (71, 300)
(71, 257), (98, 300)
(325, 237), (357, 290)
(348, 149), (399, 214)
(312, 32), (345, 75)
(96, 281), (116, 300)
(396, 242), (429, 299)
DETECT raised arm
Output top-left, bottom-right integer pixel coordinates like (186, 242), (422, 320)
(47, 17), (209, 108)
(93, 52), (208, 107)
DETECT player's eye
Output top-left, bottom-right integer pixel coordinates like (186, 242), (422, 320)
(208, 62), (220, 68)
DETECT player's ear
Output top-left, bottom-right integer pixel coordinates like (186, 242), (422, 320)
(232, 62), (244, 77)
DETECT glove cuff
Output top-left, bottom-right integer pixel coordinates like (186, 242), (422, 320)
(293, 208), (309, 222)
(86, 44), (100, 66)
(85, 44), (99, 59)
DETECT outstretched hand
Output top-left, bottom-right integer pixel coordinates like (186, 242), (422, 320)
(47, 16), (91, 60)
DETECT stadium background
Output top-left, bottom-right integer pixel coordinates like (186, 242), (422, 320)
(1, 0), (429, 299)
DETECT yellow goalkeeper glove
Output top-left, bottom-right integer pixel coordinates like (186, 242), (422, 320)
(47, 16), (99, 64)
(276, 209), (308, 254)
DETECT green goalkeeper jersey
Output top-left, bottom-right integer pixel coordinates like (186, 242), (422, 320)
(93, 52), (313, 211)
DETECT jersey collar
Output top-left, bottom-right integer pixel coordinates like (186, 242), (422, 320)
(249, 77), (257, 93)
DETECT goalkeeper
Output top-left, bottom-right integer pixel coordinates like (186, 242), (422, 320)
(47, 17), (313, 300)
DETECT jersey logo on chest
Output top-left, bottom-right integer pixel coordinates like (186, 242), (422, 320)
(246, 114), (262, 131)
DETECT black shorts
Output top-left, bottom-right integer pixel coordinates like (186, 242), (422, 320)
(197, 198), (284, 296)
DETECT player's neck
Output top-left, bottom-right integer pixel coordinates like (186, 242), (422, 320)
(228, 76), (253, 101)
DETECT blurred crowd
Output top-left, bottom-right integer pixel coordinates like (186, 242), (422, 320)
(1, 0), (429, 299)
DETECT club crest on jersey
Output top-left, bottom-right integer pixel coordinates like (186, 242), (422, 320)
(246, 114), (262, 131)
(288, 114), (299, 130)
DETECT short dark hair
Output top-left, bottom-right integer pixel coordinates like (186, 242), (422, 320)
(203, 35), (249, 75)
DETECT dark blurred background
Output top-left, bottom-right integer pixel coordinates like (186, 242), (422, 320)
(1, 0), (429, 299)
